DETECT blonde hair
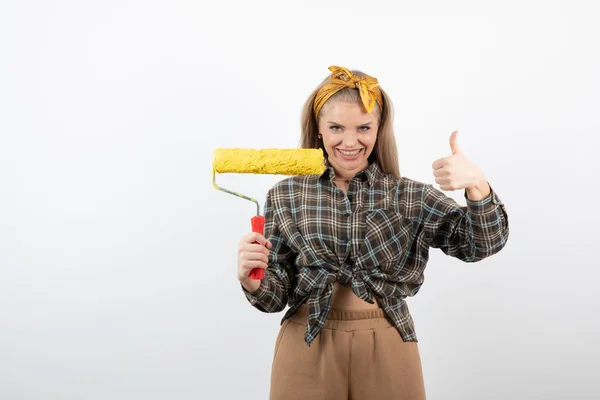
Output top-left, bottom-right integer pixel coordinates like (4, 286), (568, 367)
(300, 69), (400, 179)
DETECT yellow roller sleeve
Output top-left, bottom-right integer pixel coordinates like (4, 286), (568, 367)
(213, 148), (325, 175)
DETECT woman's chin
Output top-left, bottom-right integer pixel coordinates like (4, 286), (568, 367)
(331, 157), (369, 175)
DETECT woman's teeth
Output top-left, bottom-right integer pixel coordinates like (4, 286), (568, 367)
(338, 149), (361, 156)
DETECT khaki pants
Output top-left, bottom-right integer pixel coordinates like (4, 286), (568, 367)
(270, 304), (426, 400)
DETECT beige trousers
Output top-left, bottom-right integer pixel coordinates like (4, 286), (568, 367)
(270, 304), (426, 400)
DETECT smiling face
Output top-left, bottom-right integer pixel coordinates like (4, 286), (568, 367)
(317, 101), (379, 179)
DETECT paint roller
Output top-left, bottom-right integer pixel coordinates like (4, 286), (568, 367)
(212, 148), (326, 280)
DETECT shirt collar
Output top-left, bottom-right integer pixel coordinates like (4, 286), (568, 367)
(320, 158), (382, 187)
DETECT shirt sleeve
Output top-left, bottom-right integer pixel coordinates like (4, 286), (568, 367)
(420, 182), (509, 262)
(241, 188), (295, 312)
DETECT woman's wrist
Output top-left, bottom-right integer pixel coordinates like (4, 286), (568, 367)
(240, 277), (261, 294)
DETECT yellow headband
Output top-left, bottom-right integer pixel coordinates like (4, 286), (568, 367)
(313, 66), (383, 117)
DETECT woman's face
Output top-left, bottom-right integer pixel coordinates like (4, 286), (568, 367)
(317, 101), (379, 178)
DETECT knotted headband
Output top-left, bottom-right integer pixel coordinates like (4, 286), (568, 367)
(313, 65), (383, 117)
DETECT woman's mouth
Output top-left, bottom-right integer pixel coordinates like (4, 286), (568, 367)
(337, 148), (363, 159)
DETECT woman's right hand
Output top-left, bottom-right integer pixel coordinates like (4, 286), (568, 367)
(237, 232), (272, 292)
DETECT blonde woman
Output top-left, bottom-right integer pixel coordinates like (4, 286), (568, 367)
(237, 66), (509, 400)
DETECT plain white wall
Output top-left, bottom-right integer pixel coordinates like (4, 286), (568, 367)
(1, 1), (598, 399)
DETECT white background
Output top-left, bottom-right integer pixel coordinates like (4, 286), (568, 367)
(1, 1), (598, 399)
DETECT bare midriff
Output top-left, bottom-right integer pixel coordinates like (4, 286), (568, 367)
(330, 282), (381, 309)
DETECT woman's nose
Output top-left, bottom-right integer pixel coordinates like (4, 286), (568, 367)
(342, 132), (358, 147)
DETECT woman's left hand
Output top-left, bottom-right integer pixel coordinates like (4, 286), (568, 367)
(431, 131), (491, 200)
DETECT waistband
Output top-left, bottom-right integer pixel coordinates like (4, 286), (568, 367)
(295, 303), (386, 321)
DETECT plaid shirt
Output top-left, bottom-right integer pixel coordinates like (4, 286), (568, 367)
(242, 161), (509, 346)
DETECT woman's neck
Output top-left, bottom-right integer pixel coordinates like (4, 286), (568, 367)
(332, 165), (368, 182)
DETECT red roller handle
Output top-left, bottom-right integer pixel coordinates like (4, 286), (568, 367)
(249, 215), (266, 280)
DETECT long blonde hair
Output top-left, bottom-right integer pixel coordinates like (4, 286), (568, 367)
(299, 69), (400, 179)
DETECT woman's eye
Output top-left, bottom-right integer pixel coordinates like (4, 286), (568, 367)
(359, 126), (371, 132)
(330, 125), (341, 132)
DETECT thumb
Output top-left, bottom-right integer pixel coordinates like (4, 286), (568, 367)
(449, 130), (461, 155)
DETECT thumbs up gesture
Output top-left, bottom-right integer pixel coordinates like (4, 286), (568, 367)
(431, 131), (491, 200)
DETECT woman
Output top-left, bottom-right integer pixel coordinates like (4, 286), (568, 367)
(237, 66), (509, 400)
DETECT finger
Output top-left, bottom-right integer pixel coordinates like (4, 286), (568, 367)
(238, 243), (264, 257)
(242, 250), (269, 263)
(241, 260), (268, 271)
(439, 182), (458, 191)
(239, 242), (270, 256)
(433, 167), (450, 178)
(435, 177), (451, 185)
(439, 183), (453, 191)
(432, 157), (450, 170)
(242, 232), (269, 247)
(449, 130), (461, 155)
(252, 244), (270, 259)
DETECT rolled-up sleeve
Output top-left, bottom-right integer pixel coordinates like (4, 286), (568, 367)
(421, 183), (509, 262)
